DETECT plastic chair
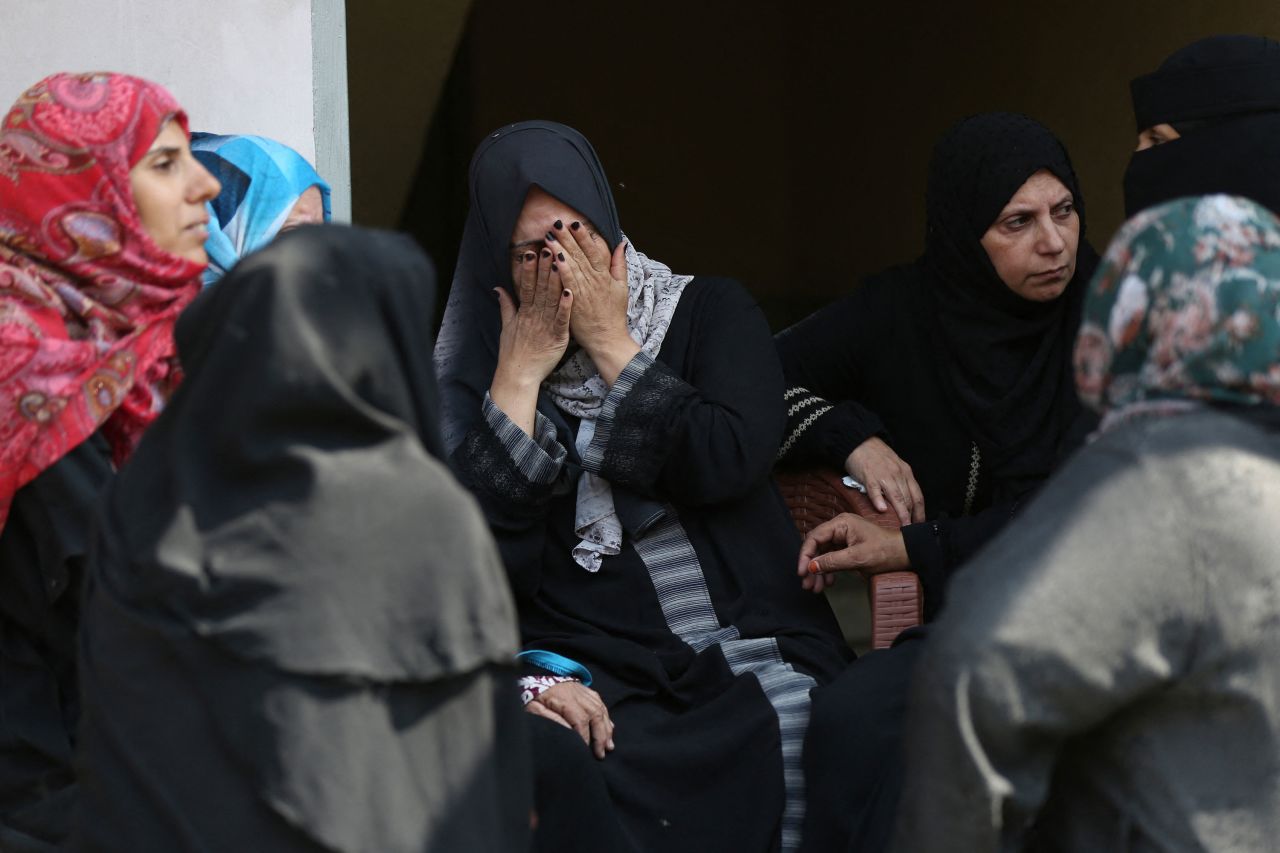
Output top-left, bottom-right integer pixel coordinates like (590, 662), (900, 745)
(775, 468), (923, 649)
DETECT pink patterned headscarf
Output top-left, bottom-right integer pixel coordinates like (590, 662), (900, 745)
(0, 71), (205, 530)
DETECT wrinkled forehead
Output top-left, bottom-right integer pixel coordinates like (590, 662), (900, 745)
(932, 116), (1078, 233)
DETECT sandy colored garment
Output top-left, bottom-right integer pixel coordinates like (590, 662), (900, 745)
(892, 408), (1280, 851)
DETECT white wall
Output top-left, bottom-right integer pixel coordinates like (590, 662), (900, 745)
(0, 0), (350, 219)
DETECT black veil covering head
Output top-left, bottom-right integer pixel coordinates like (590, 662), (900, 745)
(1130, 35), (1280, 132)
(920, 112), (1098, 492)
(79, 225), (529, 853)
(97, 224), (519, 680)
(1125, 35), (1280, 217)
(435, 120), (622, 452)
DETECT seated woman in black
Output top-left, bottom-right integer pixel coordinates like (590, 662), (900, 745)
(777, 113), (1100, 613)
(437, 121), (854, 853)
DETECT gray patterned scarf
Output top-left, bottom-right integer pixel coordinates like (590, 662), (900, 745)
(544, 237), (690, 571)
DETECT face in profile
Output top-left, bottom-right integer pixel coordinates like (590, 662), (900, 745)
(279, 185), (326, 233)
(129, 120), (222, 263)
(980, 169), (1080, 303)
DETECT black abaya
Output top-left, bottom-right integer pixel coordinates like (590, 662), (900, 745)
(439, 121), (861, 853)
(0, 434), (111, 852)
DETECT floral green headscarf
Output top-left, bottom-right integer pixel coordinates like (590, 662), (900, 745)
(1074, 194), (1280, 428)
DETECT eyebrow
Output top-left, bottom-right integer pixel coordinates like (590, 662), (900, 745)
(143, 145), (182, 159)
(1001, 193), (1074, 217)
(509, 238), (544, 251)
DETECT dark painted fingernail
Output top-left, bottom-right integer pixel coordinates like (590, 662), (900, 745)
(570, 221), (581, 231)
(557, 252), (565, 261)
(551, 262), (558, 271)
(562, 288), (571, 297)
(540, 248), (550, 257)
(545, 231), (556, 242)
(553, 219), (563, 230)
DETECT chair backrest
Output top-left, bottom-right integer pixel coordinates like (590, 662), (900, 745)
(774, 468), (922, 649)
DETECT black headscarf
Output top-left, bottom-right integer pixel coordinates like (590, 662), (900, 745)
(922, 112), (1099, 490)
(435, 120), (623, 452)
(97, 224), (519, 681)
(1124, 35), (1280, 217)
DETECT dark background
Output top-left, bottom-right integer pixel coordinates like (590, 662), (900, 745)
(347, 0), (1280, 329)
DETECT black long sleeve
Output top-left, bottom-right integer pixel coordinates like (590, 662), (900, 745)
(584, 280), (786, 507)
(775, 283), (892, 468)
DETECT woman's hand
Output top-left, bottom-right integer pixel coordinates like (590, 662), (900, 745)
(845, 436), (926, 525)
(549, 221), (639, 385)
(796, 512), (910, 593)
(524, 681), (616, 760)
(490, 248), (573, 435)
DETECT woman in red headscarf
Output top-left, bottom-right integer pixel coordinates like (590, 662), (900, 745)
(0, 71), (218, 851)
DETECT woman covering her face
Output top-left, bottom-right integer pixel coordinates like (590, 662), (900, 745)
(73, 226), (530, 852)
(190, 132), (331, 285)
(778, 113), (1100, 609)
(0, 71), (218, 850)
(436, 121), (857, 853)
(893, 194), (1280, 851)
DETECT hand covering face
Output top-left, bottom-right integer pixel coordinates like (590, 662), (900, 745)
(434, 120), (691, 570)
(0, 71), (205, 530)
(1075, 194), (1280, 430)
(191, 132), (331, 285)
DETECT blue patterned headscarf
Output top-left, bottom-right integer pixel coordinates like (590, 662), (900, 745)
(191, 133), (331, 285)
(1074, 194), (1280, 428)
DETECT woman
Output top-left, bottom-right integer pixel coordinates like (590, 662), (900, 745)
(1125, 34), (1280, 216)
(779, 113), (1100, 853)
(780, 113), (1099, 612)
(892, 194), (1280, 852)
(190, 132), (331, 285)
(436, 121), (854, 853)
(0, 71), (219, 851)
(73, 226), (529, 852)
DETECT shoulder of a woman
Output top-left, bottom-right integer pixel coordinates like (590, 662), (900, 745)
(677, 276), (759, 314)
(860, 262), (927, 302)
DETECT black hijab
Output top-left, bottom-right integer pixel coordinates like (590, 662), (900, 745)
(922, 112), (1098, 489)
(435, 120), (623, 453)
(1124, 35), (1280, 217)
(96, 224), (519, 680)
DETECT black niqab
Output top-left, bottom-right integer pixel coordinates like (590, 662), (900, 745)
(99, 224), (518, 679)
(1130, 35), (1280, 132)
(923, 112), (1098, 487)
(1124, 35), (1280, 217)
(77, 225), (528, 852)
(436, 120), (622, 452)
